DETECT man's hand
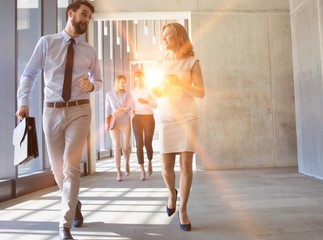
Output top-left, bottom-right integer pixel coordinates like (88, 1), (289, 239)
(79, 75), (94, 92)
(16, 106), (29, 120)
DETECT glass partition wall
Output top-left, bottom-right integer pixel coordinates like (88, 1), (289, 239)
(16, 0), (43, 175)
(0, 0), (72, 202)
(16, 0), (73, 176)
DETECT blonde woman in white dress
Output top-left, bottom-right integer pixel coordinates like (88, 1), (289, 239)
(153, 23), (205, 231)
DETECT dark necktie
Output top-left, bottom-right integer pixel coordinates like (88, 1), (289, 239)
(62, 38), (75, 102)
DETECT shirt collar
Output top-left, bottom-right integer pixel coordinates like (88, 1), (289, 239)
(61, 30), (81, 44)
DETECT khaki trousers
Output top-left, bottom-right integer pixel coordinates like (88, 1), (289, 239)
(43, 104), (91, 228)
(110, 121), (131, 168)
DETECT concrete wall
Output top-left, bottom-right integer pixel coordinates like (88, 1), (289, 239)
(290, 0), (323, 179)
(93, 0), (297, 170)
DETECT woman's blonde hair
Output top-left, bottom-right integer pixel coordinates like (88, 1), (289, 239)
(114, 75), (127, 93)
(134, 70), (145, 88)
(163, 23), (194, 58)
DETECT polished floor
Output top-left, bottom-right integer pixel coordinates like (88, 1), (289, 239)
(1, 154), (323, 240)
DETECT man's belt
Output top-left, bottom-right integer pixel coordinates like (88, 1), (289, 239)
(45, 99), (90, 108)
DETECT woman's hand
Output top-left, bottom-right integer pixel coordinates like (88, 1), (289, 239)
(138, 98), (149, 104)
(151, 87), (162, 97)
(104, 122), (110, 131)
(105, 116), (114, 131)
(164, 74), (182, 87)
(115, 108), (125, 114)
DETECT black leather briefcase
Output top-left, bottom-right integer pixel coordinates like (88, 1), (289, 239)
(12, 117), (39, 165)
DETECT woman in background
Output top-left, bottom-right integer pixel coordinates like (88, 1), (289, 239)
(105, 75), (132, 182)
(131, 70), (157, 181)
(153, 23), (205, 231)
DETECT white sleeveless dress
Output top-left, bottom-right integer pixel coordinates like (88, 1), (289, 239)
(155, 57), (200, 154)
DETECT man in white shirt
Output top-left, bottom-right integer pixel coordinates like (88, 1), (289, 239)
(16, 1), (102, 239)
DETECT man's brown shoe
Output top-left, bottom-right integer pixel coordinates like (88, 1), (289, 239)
(59, 227), (74, 240)
(72, 200), (83, 227)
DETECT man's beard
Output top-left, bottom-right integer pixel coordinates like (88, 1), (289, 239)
(71, 17), (87, 35)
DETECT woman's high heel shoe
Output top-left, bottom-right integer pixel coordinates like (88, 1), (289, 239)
(125, 163), (130, 176)
(178, 212), (192, 231)
(140, 170), (146, 181)
(147, 161), (153, 176)
(166, 189), (178, 217)
(116, 172), (122, 182)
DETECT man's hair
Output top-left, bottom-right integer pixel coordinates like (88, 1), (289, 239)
(65, 0), (95, 21)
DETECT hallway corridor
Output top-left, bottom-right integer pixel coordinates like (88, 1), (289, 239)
(1, 154), (323, 240)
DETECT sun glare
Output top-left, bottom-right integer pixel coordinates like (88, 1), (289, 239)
(145, 68), (164, 90)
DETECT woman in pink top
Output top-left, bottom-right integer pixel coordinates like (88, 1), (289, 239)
(105, 75), (132, 182)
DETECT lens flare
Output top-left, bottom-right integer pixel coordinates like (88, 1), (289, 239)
(145, 68), (164, 90)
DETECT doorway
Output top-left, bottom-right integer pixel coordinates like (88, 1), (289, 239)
(91, 12), (191, 159)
